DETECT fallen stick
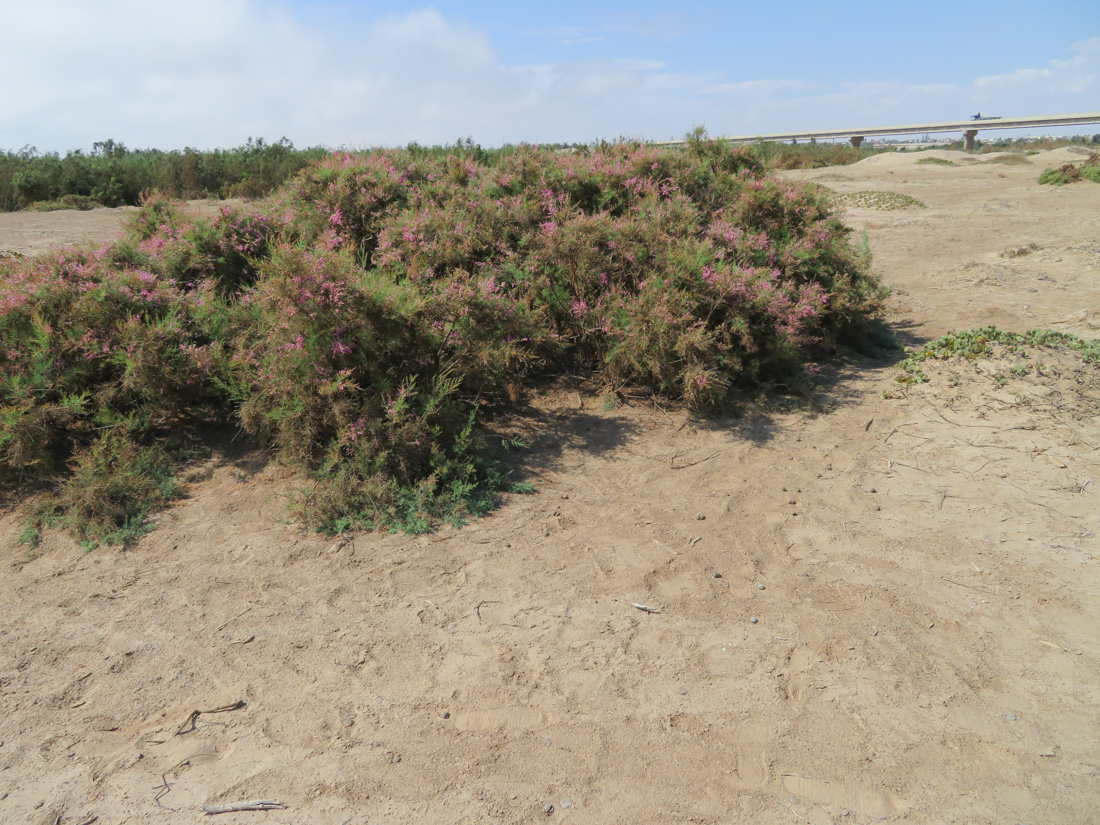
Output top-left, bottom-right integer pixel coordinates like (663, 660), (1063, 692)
(776, 800), (808, 822)
(203, 799), (286, 814)
(652, 539), (675, 553)
(1038, 640), (1070, 652)
(474, 600), (500, 620)
(942, 577), (995, 594)
(176, 700), (246, 735)
(216, 606), (253, 632)
(671, 450), (722, 470)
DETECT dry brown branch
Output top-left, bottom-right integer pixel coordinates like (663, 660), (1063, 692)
(475, 600), (500, 620)
(671, 451), (722, 470)
(203, 800), (287, 814)
(215, 606), (252, 632)
(175, 701), (246, 735)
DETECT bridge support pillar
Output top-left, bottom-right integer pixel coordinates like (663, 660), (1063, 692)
(964, 129), (978, 152)
(850, 135), (864, 149)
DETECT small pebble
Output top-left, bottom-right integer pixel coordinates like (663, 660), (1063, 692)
(343, 717), (355, 728)
(788, 499), (796, 505)
(560, 798), (573, 809)
(756, 583), (766, 590)
(696, 513), (706, 520)
(544, 803), (555, 814)
(372, 740), (382, 747)
(543, 529), (550, 537)
(869, 487), (877, 493)
(442, 711), (451, 719)
(875, 505), (881, 511)
(750, 617), (759, 624)
(781, 486), (787, 492)
(678, 688), (688, 695)
(390, 753), (402, 764)
(713, 572), (723, 579)
(1005, 712), (1017, 722)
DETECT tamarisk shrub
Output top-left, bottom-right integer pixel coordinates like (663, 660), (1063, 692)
(3, 135), (886, 543)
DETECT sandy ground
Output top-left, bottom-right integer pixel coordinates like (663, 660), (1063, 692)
(0, 199), (236, 260)
(1, 149), (1098, 824)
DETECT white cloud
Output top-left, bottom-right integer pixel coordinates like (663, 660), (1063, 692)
(1, 4), (1096, 152)
(974, 37), (1100, 102)
(0, 2), (710, 150)
(695, 39), (1100, 137)
(699, 79), (820, 98)
(976, 67), (1055, 87)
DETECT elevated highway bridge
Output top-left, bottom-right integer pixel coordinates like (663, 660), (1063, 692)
(654, 112), (1100, 152)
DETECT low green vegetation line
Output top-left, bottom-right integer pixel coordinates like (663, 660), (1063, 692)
(2, 132), (888, 547)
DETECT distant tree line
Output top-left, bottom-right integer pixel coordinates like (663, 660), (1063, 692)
(0, 138), (329, 212)
(8, 133), (1094, 214)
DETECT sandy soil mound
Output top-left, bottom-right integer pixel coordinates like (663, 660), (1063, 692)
(2, 154), (1098, 824)
(1039, 146), (1097, 165)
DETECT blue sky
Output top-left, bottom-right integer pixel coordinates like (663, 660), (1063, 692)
(2, 0), (1098, 152)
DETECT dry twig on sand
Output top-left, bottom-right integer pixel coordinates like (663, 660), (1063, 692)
(623, 600), (663, 614)
(175, 700), (246, 735)
(203, 799), (287, 814)
(215, 606), (253, 632)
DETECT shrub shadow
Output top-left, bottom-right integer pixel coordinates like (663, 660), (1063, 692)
(481, 390), (637, 482)
(692, 317), (928, 444)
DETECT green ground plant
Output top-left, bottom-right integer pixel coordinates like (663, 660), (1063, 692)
(1082, 154), (1100, 183)
(1038, 165), (1081, 185)
(1038, 153), (1100, 186)
(1, 134), (887, 544)
(894, 326), (1100, 386)
(835, 191), (926, 210)
(21, 194), (100, 212)
(979, 154), (1031, 165)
